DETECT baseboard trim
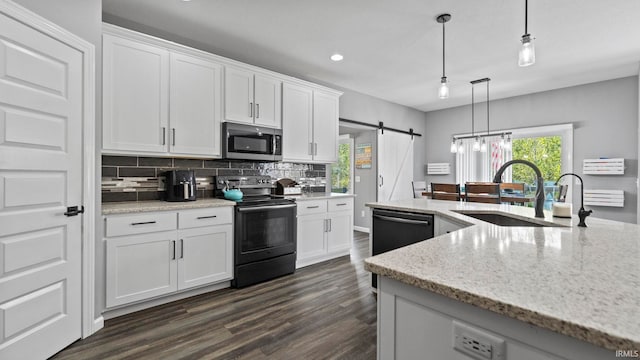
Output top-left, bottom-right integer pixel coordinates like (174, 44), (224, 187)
(102, 281), (231, 320)
(87, 316), (104, 338)
(354, 226), (370, 233)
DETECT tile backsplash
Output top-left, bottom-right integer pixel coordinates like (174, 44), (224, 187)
(102, 155), (327, 203)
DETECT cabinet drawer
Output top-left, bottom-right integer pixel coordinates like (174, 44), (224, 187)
(328, 198), (353, 212)
(105, 212), (177, 237)
(297, 200), (327, 216)
(178, 207), (233, 229)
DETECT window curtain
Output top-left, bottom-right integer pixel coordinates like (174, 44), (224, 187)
(456, 136), (512, 185)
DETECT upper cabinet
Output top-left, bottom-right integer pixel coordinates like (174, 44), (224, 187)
(169, 53), (222, 156)
(103, 33), (222, 157)
(282, 83), (340, 163)
(103, 34), (170, 154)
(102, 24), (340, 158)
(224, 66), (282, 128)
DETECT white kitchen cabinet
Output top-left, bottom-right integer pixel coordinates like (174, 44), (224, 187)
(282, 83), (340, 163)
(224, 66), (282, 128)
(326, 209), (353, 253)
(177, 224), (233, 290)
(169, 52), (222, 157)
(106, 231), (178, 307)
(282, 83), (313, 162)
(312, 90), (339, 163)
(105, 207), (233, 308)
(103, 32), (223, 157)
(103, 34), (169, 153)
(296, 198), (354, 268)
(296, 212), (327, 262)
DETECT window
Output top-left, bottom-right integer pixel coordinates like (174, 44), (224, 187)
(331, 136), (354, 193)
(455, 124), (573, 206)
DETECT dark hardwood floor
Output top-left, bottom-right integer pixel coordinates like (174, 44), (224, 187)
(52, 231), (376, 360)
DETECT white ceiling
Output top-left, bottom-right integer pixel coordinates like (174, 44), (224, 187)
(102, 0), (640, 112)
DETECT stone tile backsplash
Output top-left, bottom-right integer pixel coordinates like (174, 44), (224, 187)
(102, 155), (327, 203)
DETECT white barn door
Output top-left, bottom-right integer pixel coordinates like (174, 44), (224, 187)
(0, 7), (84, 359)
(377, 130), (414, 201)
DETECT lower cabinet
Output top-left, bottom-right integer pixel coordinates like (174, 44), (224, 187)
(296, 197), (353, 268)
(105, 207), (233, 308)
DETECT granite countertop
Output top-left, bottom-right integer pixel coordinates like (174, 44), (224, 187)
(102, 199), (236, 215)
(285, 192), (356, 201)
(364, 198), (640, 351)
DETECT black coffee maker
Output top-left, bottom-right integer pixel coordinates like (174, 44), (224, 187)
(165, 170), (196, 202)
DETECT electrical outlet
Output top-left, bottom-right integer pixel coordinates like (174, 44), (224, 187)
(453, 321), (505, 360)
(355, 175), (361, 183)
(361, 210), (365, 217)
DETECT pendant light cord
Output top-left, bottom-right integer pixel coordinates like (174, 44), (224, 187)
(442, 21), (446, 78)
(471, 85), (475, 136)
(524, 0), (529, 35)
(487, 80), (490, 136)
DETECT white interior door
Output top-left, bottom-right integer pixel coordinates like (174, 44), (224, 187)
(377, 130), (414, 201)
(0, 11), (83, 359)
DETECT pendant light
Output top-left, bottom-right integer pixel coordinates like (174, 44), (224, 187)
(436, 14), (451, 99)
(518, 0), (535, 67)
(469, 78), (491, 152)
(481, 78), (490, 152)
(471, 81), (480, 152)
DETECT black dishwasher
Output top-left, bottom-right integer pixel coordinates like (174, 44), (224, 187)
(372, 209), (434, 288)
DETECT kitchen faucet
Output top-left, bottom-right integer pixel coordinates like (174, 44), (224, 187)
(555, 173), (592, 227)
(492, 159), (545, 218)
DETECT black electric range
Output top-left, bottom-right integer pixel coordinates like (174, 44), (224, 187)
(215, 176), (297, 288)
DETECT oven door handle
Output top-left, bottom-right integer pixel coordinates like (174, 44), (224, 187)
(237, 204), (297, 212)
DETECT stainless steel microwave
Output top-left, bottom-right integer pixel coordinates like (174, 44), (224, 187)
(222, 122), (282, 161)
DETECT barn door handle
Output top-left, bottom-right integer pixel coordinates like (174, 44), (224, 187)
(64, 206), (84, 217)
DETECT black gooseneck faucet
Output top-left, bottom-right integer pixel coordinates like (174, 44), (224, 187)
(555, 173), (592, 227)
(492, 159), (545, 218)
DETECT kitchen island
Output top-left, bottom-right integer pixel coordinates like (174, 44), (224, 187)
(365, 199), (639, 359)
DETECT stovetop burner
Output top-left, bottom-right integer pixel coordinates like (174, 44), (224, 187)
(214, 175), (295, 207)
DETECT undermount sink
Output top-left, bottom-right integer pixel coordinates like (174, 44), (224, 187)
(454, 211), (560, 227)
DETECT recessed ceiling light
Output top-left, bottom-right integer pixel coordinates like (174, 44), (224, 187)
(330, 53), (344, 62)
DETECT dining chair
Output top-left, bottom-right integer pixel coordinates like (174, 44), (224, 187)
(500, 182), (525, 205)
(499, 182), (525, 193)
(411, 181), (427, 198)
(431, 183), (461, 201)
(465, 182), (501, 204)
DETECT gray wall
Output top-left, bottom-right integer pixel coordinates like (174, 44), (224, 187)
(425, 77), (639, 224)
(338, 89), (427, 229)
(14, 0), (104, 318)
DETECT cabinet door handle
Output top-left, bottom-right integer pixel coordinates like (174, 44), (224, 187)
(323, 218), (327, 232)
(379, 175), (384, 187)
(328, 218), (332, 232)
(249, 102), (253, 117)
(336, 203), (347, 206)
(309, 142), (313, 156)
(172, 240), (176, 260)
(256, 103), (260, 118)
(162, 127), (166, 145)
(172, 128), (176, 146)
(180, 239), (184, 259)
(307, 205), (320, 209)
(131, 221), (156, 226)
(314, 143), (318, 155)
(196, 215), (217, 219)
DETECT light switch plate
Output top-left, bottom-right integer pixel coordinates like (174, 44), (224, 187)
(355, 176), (361, 183)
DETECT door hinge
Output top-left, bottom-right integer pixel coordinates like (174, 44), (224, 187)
(64, 205), (85, 217)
